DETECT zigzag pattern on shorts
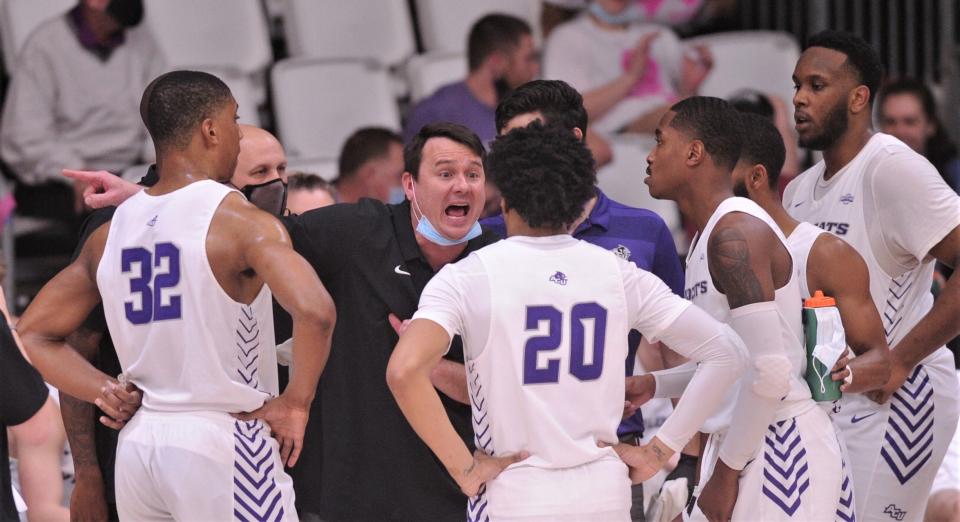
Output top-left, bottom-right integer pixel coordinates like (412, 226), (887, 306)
(762, 418), (810, 516)
(881, 365), (934, 485)
(835, 460), (856, 522)
(236, 306), (260, 390)
(466, 361), (491, 522)
(233, 420), (284, 521)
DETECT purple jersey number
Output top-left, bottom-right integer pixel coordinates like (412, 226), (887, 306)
(121, 242), (182, 324)
(523, 303), (608, 384)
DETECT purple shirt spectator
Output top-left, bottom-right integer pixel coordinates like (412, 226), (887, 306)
(402, 82), (497, 145)
(481, 187), (684, 437)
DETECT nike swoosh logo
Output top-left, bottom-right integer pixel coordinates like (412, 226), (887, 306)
(394, 265), (411, 276)
(792, 201), (805, 207)
(851, 411), (879, 423)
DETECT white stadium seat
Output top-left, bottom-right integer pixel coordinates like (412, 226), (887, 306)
(414, 0), (541, 53)
(271, 58), (400, 161)
(144, 0), (272, 104)
(405, 51), (468, 103)
(283, 0), (415, 68)
(0, 0), (73, 71)
(684, 30), (801, 121)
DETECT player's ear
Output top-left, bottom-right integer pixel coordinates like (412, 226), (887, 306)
(201, 117), (217, 147)
(849, 85), (871, 115)
(751, 164), (767, 189)
(686, 140), (705, 167)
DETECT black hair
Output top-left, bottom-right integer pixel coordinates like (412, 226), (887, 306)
(495, 80), (589, 136)
(487, 122), (596, 230)
(288, 171), (332, 193)
(141, 70), (233, 152)
(337, 127), (403, 179)
(467, 14), (532, 72)
(669, 96), (743, 171)
(728, 89), (775, 119)
(737, 112), (786, 188)
(806, 30), (883, 104)
(404, 122), (485, 180)
(878, 78), (959, 174)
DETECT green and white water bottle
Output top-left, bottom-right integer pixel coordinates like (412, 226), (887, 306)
(803, 290), (845, 402)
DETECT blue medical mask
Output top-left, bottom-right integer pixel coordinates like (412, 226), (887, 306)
(588, 1), (641, 25)
(410, 183), (481, 246)
(388, 185), (407, 204)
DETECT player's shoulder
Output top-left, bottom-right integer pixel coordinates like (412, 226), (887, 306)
(216, 191), (290, 243)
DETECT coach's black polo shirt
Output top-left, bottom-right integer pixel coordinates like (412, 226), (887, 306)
(281, 199), (498, 521)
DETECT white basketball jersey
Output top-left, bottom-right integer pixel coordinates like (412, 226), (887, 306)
(683, 198), (812, 433)
(98, 180), (277, 413)
(785, 222), (828, 299)
(784, 134), (942, 358)
(415, 235), (691, 517)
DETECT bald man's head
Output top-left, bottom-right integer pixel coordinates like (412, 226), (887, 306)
(232, 124), (287, 189)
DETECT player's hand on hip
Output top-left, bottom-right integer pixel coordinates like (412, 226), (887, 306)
(62, 169), (142, 208)
(234, 395), (309, 467)
(697, 459), (740, 522)
(71, 471), (109, 522)
(625, 374), (656, 411)
(95, 379), (143, 430)
(866, 356), (911, 404)
(600, 436), (673, 484)
(458, 449), (529, 497)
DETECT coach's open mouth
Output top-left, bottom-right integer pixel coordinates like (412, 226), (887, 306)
(445, 204), (469, 217)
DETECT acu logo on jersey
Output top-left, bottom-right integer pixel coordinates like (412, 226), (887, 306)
(549, 271), (568, 286)
(840, 193), (855, 205)
(612, 244), (632, 260)
(883, 504), (906, 521)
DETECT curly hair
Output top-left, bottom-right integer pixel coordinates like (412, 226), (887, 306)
(495, 79), (588, 135)
(487, 122), (596, 230)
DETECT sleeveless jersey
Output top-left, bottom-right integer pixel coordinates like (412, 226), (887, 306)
(785, 221), (828, 299)
(683, 197), (812, 433)
(97, 180), (277, 413)
(784, 133), (944, 359)
(415, 235), (690, 517)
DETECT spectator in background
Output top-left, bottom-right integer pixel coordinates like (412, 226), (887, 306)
(541, 0), (737, 38)
(878, 78), (960, 193)
(287, 172), (335, 214)
(332, 127), (405, 204)
(543, 0), (713, 135)
(403, 14), (540, 146)
(0, 0), (165, 221)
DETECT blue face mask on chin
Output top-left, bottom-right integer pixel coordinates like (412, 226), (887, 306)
(411, 183), (481, 247)
(588, 1), (641, 25)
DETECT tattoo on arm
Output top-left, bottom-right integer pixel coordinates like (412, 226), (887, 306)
(60, 392), (100, 471)
(650, 443), (668, 463)
(709, 226), (766, 308)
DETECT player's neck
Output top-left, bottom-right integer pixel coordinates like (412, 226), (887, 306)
(822, 124), (874, 180)
(752, 191), (799, 236)
(149, 155), (220, 194)
(681, 181), (733, 233)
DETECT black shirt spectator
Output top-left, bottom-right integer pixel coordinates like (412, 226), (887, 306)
(280, 199), (498, 521)
(1, 317), (49, 521)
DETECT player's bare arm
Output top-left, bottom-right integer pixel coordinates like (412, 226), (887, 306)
(387, 319), (527, 496)
(389, 313), (470, 404)
(699, 213), (785, 522)
(220, 194), (336, 467)
(61, 327), (111, 520)
(18, 223), (142, 429)
(808, 233), (890, 394)
(873, 225), (960, 403)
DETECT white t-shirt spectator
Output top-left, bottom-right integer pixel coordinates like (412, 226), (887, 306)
(544, 15), (684, 134)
